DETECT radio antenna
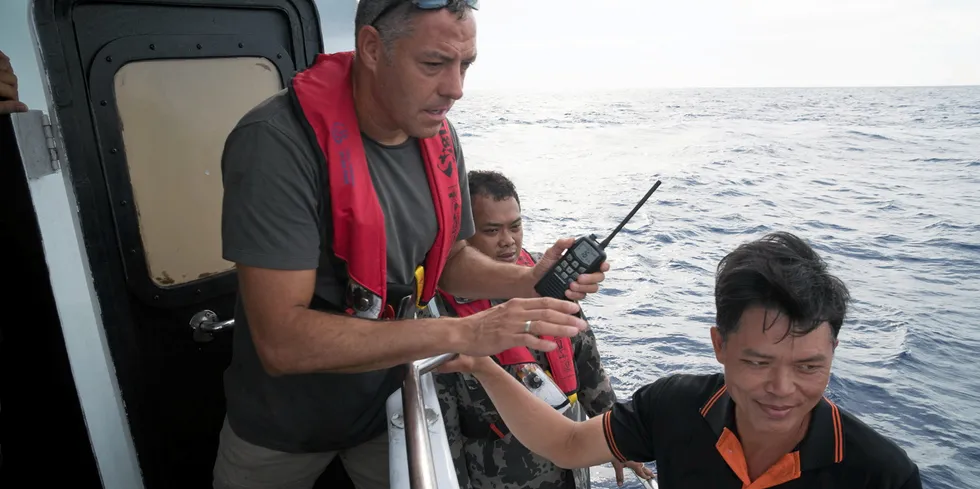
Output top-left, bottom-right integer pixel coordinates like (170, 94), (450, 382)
(599, 180), (661, 250)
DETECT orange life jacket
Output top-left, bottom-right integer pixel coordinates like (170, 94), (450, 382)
(289, 51), (461, 319)
(437, 249), (579, 395)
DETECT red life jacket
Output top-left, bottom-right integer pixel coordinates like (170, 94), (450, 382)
(289, 51), (461, 319)
(437, 249), (579, 395)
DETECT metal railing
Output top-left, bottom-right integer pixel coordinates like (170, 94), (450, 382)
(403, 296), (458, 489)
(402, 359), (435, 488)
(403, 352), (456, 489)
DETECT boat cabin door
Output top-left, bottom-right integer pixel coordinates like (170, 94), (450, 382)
(23, 0), (350, 487)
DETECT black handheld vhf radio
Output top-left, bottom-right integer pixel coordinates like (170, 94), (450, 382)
(534, 180), (662, 300)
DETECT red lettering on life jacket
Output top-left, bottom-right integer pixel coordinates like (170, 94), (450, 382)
(437, 249), (579, 395)
(289, 51), (460, 317)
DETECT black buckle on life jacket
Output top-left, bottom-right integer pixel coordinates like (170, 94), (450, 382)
(342, 280), (418, 320)
(349, 284), (374, 313)
(383, 295), (415, 320)
(382, 282), (417, 320)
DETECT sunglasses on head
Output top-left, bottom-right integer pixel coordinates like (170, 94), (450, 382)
(368, 0), (480, 27)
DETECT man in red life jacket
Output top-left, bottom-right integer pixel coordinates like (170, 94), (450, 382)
(429, 170), (655, 489)
(212, 2), (609, 489)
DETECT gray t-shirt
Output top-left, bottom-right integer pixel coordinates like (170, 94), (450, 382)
(219, 89), (475, 453)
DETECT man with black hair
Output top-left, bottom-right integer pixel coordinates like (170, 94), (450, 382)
(430, 170), (653, 489)
(440, 231), (923, 489)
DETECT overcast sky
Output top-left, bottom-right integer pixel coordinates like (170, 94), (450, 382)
(467, 0), (980, 90)
(2, 0), (977, 109)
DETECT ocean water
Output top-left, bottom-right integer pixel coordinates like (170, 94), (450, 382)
(451, 86), (980, 489)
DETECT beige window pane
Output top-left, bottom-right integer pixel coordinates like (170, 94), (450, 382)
(113, 57), (282, 287)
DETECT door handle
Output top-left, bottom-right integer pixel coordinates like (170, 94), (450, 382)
(189, 309), (235, 343)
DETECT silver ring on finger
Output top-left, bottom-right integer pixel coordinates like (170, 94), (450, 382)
(524, 320), (532, 334)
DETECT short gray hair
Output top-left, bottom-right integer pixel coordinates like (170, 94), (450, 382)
(354, 0), (474, 54)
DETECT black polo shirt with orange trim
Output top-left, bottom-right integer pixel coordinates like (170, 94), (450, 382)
(601, 373), (921, 489)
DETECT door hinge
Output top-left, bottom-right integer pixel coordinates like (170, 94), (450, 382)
(41, 113), (62, 172)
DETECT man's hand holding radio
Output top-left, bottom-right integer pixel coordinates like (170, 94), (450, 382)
(530, 237), (610, 301)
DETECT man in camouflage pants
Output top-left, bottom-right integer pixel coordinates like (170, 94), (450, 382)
(429, 170), (653, 488)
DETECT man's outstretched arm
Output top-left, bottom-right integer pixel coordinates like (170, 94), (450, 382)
(462, 356), (617, 469)
(238, 266), (473, 374)
(439, 240), (609, 301)
(238, 266), (586, 375)
(438, 241), (536, 298)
